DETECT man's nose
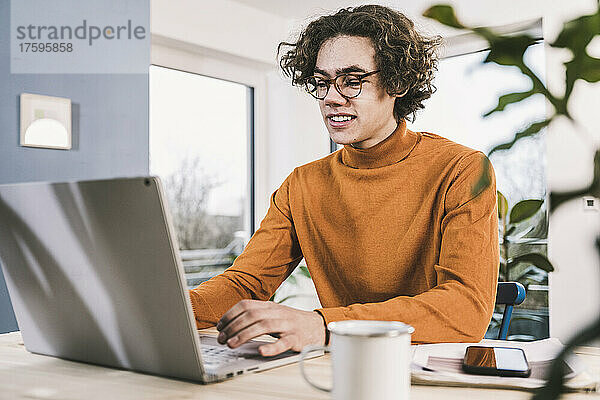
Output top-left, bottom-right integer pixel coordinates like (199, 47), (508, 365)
(323, 85), (348, 106)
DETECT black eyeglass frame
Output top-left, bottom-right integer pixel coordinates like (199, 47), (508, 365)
(303, 70), (381, 100)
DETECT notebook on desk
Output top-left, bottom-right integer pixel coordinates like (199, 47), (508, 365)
(0, 176), (310, 383)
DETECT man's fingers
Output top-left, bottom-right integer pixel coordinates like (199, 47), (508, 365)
(226, 319), (289, 348)
(217, 300), (251, 330)
(218, 309), (264, 344)
(217, 300), (267, 331)
(258, 335), (295, 357)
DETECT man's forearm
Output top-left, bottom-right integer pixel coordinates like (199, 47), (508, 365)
(316, 277), (497, 343)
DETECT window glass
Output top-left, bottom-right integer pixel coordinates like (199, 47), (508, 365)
(149, 65), (251, 288)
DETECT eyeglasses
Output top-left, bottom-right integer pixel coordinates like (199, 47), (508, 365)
(303, 70), (380, 100)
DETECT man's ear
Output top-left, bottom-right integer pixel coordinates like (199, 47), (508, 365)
(393, 88), (409, 98)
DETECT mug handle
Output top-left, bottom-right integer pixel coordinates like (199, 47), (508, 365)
(299, 345), (331, 392)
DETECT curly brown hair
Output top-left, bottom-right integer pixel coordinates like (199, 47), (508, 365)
(278, 5), (441, 122)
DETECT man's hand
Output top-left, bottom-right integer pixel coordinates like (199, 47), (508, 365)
(216, 300), (326, 356)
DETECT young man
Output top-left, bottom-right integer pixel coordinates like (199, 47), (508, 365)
(188, 5), (499, 356)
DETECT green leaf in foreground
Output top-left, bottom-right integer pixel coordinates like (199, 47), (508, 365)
(483, 90), (536, 117)
(483, 34), (539, 66)
(472, 156), (492, 196)
(488, 119), (552, 156)
(422, 5), (465, 29)
(566, 54), (600, 85)
(509, 199), (543, 224)
(552, 9), (600, 101)
(552, 11), (600, 52)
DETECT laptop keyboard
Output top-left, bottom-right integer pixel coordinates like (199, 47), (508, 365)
(201, 344), (260, 367)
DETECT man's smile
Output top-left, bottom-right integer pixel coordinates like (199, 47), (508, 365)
(326, 113), (357, 128)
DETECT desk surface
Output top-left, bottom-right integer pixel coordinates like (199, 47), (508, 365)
(1, 331), (599, 400)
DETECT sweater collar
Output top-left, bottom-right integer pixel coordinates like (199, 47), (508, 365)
(341, 119), (419, 169)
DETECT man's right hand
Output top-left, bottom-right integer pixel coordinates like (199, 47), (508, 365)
(215, 299), (326, 356)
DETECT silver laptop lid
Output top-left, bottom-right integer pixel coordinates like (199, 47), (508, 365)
(0, 177), (204, 381)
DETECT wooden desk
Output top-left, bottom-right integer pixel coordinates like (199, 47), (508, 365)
(1, 331), (599, 400)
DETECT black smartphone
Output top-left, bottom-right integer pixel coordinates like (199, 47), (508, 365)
(462, 346), (531, 377)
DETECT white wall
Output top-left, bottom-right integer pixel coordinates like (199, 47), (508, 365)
(151, 0), (287, 65)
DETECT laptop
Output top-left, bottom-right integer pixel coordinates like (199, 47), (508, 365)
(0, 176), (314, 383)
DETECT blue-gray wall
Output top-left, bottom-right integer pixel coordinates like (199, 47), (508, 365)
(0, 1), (149, 333)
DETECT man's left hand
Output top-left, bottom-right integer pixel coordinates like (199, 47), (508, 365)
(216, 300), (326, 356)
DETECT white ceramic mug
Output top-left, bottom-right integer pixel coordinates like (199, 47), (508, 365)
(299, 320), (414, 400)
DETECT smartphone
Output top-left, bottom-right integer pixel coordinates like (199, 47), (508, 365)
(462, 346), (531, 377)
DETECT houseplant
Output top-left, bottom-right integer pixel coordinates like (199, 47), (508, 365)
(487, 193), (552, 340)
(497, 192), (551, 284)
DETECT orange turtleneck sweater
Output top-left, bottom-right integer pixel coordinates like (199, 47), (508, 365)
(188, 120), (499, 343)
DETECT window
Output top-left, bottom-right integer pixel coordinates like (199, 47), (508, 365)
(149, 65), (254, 288)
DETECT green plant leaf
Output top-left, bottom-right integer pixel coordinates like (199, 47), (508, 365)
(473, 156), (492, 195)
(509, 199), (544, 224)
(465, 26), (562, 115)
(483, 90), (536, 117)
(422, 5), (465, 29)
(481, 33), (538, 66)
(552, 10), (600, 100)
(507, 253), (554, 272)
(488, 119), (552, 156)
(286, 274), (297, 285)
(566, 54), (600, 84)
(552, 12), (600, 52)
(497, 191), (508, 220)
(562, 52), (600, 103)
(298, 265), (311, 279)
